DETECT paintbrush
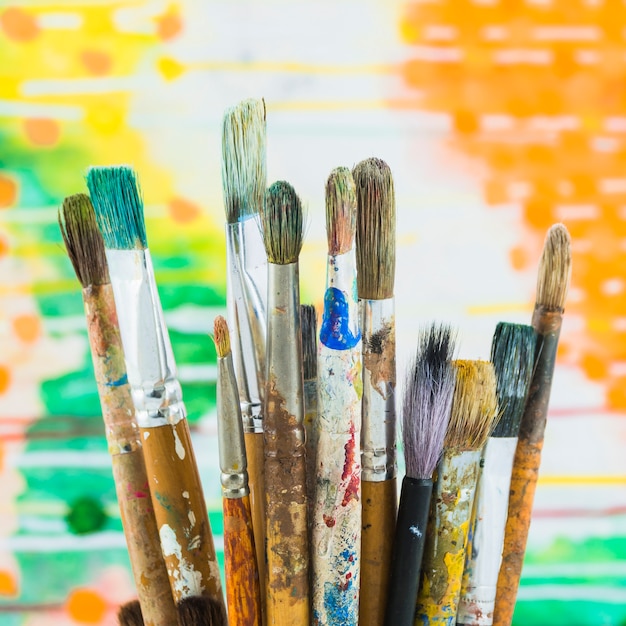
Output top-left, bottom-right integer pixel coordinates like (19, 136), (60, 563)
(260, 180), (309, 626)
(301, 303), (318, 521)
(118, 600), (144, 626)
(383, 323), (455, 626)
(59, 194), (178, 626)
(493, 224), (572, 626)
(213, 315), (262, 626)
(312, 167), (362, 625)
(222, 99), (268, 607)
(87, 167), (224, 610)
(415, 360), (498, 625)
(352, 157), (397, 626)
(457, 323), (535, 626)
(119, 596), (229, 626)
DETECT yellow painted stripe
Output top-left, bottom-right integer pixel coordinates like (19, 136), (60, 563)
(539, 475), (626, 486)
(189, 60), (397, 76)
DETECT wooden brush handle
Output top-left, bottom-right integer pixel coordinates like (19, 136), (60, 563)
(359, 478), (396, 626)
(224, 495), (262, 626)
(140, 420), (223, 607)
(244, 431), (267, 622)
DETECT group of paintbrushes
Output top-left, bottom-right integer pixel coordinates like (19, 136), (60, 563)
(56, 97), (571, 626)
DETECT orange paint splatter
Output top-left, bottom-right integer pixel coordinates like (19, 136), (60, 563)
(0, 570), (17, 596)
(0, 234), (8, 257)
(0, 7), (39, 41)
(13, 313), (41, 344)
(66, 589), (107, 623)
(168, 197), (201, 223)
(0, 175), (17, 208)
(509, 246), (528, 271)
(155, 5), (183, 40)
(23, 118), (60, 147)
(0, 365), (11, 395)
(80, 49), (113, 76)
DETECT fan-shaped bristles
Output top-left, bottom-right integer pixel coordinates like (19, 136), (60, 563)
(403, 324), (456, 480)
(260, 180), (304, 265)
(325, 167), (357, 256)
(221, 98), (267, 224)
(491, 323), (536, 438)
(353, 157), (396, 300)
(213, 316), (231, 359)
(177, 596), (228, 626)
(59, 193), (109, 288)
(536, 223), (572, 311)
(301, 304), (317, 381)
(446, 360), (498, 452)
(117, 600), (144, 626)
(86, 166), (147, 251)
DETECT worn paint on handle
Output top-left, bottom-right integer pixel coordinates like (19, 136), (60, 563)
(224, 495), (262, 626)
(415, 449), (482, 626)
(84, 284), (178, 626)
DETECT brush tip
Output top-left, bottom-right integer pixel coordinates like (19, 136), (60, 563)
(117, 600), (143, 626)
(221, 98), (267, 223)
(86, 165), (147, 250)
(213, 315), (231, 358)
(59, 193), (109, 288)
(260, 180), (304, 264)
(300, 304), (318, 380)
(325, 166), (357, 256)
(536, 223), (572, 310)
(177, 596), (228, 626)
(353, 157), (396, 300)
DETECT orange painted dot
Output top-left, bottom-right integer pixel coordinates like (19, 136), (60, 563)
(23, 118), (60, 147)
(0, 175), (17, 208)
(607, 376), (626, 411)
(509, 245), (528, 271)
(66, 589), (107, 623)
(581, 352), (608, 382)
(168, 197), (201, 223)
(0, 7), (39, 41)
(0, 233), (9, 257)
(0, 365), (11, 395)
(80, 49), (112, 76)
(0, 570), (17, 596)
(453, 110), (478, 135)
(13, 314), (41, 344)
(156, 6), (182, 40)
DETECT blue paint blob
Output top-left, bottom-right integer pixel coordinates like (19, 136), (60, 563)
(323, 580), (355, 626)
(105, 373), (128, 387)
(320, 287), (360, 350)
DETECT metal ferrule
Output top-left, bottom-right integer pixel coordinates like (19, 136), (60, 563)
(226, 219), (267, 434)
(360, 298), (396, 481)
(217, 354), (249, 499)
(264, 262), (305, 458)
(106, 248), (186, 429)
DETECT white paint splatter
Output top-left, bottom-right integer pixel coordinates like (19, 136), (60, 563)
(173, 428), (186, 460)
(409, 525), (422, 538)
(188, 510), (196, 527)
(182, 491), (189, 498)
(143, 431), (150, 440)
(159, 524), (204, 597)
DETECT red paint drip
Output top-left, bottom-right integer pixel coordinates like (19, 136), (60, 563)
(341, 473), (360, 507)
(341, 424), (356, 481)
(323, 514), (336, 528)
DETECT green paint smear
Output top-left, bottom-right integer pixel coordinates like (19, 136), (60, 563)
(65, 496), (108, 535)
(514, 600), (626, 626)
(181, 381), (216, 423)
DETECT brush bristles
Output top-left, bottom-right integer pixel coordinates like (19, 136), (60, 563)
(59, 193), (109, 288)
(353, 157), (396, 300)
(260, 180), (304, 265)
(177, 596), (228, 626)
(213, 315), (231, 358)
(536, 223), (572, 311)
(300, 304), (317, 380)
(326, 167), (357, 256)
(491, 322), (536, 438)
(86, 166), (147, 251)
(222, 98), (267, 223)
(446, 360), (498, 451)
(117, 600), (143, 626)
(403, 323), (456, 479)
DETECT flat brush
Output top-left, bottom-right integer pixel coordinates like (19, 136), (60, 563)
(260, 181), (309, 626)
(118, 600), (145, 626)
(119, 597), (228, 626)
(353, 157), (397, 626)
(87, 167), (223, 609)
(458, 323), (535, 626)
(301, 303), (318, 522)
(213, 315), (262, 626)
(415, 360), (498, 625)
(493, 224), (572, 626)
(312, 167), (362, 625)
(383, 324), (455, 626)
(222, 99), (268, 608)
(59, 194), (178, 626)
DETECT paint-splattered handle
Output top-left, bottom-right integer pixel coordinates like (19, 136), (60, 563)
(140, 421), (223, 607)
(359, 478), (397, 626)
(492, 441), (542, 626)
(384, 477), (432, 626)
(224, 495), (262, 626)
(111, 452), (178, 626)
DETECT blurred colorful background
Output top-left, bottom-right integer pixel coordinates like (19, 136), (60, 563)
(1, 1), (626, 624)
